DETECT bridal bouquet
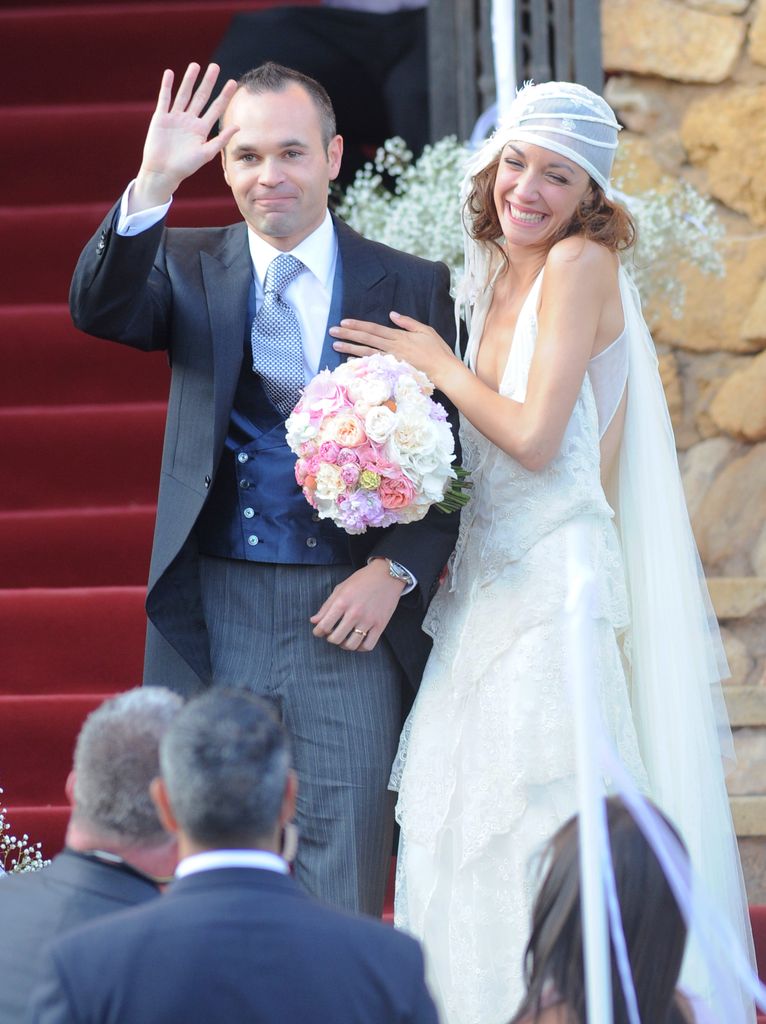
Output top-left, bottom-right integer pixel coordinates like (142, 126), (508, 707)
(286, 354), (470, 534)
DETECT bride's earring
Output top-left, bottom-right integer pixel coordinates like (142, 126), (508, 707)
(280, 822), (299, 864)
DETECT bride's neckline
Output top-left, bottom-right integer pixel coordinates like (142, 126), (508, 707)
(469, 267), (544, 392)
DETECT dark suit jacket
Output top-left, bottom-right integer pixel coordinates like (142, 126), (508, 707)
(70, 208), (460, 695)
(28, 867), (439, 1024)
(0, 849), (158, 1023)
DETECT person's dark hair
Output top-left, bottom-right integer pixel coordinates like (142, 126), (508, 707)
(237, 61), (337, 149)
(159, 689), (291, 847)
(510, 798), (689, 1024)
(463, 156), (635, 266)
(72, 687), (184, 844)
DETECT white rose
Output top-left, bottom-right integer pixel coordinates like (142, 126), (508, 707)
(395, 375), (430, 406)
(347, 375), (392, 406)
(419, 469), (449, 503)
(364, 405), (397, 443)
(285, 411), (318, 452)
(314, 463), (345, 502)
(392, 410), (438, 454)
(403, 446), (442, 477)
(433, 420), (456, 460)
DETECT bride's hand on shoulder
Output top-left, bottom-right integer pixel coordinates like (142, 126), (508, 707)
(330, 313), (459, 388)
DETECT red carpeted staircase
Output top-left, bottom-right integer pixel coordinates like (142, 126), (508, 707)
(0, 0), (313, 858)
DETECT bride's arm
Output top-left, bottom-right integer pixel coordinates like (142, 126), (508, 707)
(331, 238), (614, 472)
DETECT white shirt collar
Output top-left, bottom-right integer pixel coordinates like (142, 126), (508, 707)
(247, 210), (336, 291)
(175, 849), (289, 878)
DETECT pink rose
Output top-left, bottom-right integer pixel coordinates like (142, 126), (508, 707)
(295, 459), (307, 486)
(319, 440), (341, 464)
(340, 463), (361, 486)
(379, 474), (416, 510)
(336, 447), (360, 466)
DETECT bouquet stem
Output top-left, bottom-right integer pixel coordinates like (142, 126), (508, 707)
(436, 466), (473, 513)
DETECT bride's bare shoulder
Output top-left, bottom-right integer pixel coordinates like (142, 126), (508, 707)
(545, 236), (617, 275)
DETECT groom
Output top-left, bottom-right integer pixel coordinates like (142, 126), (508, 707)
(69, 61), (459, 916)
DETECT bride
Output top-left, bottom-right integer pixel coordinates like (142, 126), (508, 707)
(331, 81), (754, 1024)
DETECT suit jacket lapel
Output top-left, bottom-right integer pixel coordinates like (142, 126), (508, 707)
(334, 215), (397, 335)
(201, 223), (252, 455)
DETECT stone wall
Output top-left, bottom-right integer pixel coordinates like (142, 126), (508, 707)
(603, 0), (766, 901)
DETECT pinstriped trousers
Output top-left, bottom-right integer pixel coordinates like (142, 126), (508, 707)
(198, 555), (403, 917)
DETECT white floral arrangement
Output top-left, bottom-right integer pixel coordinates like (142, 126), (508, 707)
(336, 136), (724, 318)
(336, 136), (466, 293)
(0, 788), (49, 874)
(617, 182), (724, 320)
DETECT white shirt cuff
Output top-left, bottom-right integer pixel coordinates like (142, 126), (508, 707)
(116, 179), (172, 236)
(367, 556), (417, 596)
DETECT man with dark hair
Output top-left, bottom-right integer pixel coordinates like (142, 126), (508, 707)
(29, 691), (439, 1024)
(0, 688), (182, 1021)
(69, 60), (459, 915)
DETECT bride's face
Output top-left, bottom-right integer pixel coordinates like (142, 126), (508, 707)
(493, 141), (591, 248)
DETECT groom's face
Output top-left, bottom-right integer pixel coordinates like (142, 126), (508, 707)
(221, 84), (343, 252)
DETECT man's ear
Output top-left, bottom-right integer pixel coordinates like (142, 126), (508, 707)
(327, 134), (344, 182)
(65, 770), (76, 807)
(279, 769), (298, 828)
(150, 777), (180, 836)
(221, 149), (230, 188)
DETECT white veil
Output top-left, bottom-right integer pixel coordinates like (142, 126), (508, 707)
(610, 267), (756, 1011)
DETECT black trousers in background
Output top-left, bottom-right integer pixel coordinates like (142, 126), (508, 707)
(210, 6), (429, 184)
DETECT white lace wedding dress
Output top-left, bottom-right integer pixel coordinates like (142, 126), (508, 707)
(390, 267), (754, 1024)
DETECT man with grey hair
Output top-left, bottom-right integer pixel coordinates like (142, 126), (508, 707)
(0, 687), (182, 1022)
(29, 690), (438, 1024)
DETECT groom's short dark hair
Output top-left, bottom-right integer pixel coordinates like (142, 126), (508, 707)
(238, 61), (337, 149)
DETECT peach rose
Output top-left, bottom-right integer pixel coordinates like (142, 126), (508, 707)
(379, 474), (416, 510)
(329, 413), (367, 448)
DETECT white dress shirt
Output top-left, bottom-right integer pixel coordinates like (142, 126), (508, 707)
(116, 183), (338, 383)
(175, 849), (289, 878)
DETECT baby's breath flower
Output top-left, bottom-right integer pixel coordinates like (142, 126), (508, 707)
(0, 792), (50, 874)
(617, 182), (724, 322)
(336, 136), (467, 295)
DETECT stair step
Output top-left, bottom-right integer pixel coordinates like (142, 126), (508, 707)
(0, 104), (224, 206)
(0, 0), (300, 105)
(0, 403), (165, 511)
(0, 198), (236, 304)
(0, 693), (115, 805)
(0, 305), (169, 407)
(1, 806), (69, 865)
(0, 506), (155, 588)
(0, 586), (146, 695)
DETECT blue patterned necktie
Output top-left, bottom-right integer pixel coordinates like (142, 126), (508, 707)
(251, 253), (307, 419)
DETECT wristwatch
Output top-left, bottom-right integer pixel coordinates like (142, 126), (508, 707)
(387, 559), (415, 589)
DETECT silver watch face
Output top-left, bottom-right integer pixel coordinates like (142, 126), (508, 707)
(389, 560), (410, 581)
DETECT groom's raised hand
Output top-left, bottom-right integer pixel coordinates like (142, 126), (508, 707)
(130, 62), (239, 214)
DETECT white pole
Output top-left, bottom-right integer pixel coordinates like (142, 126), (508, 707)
(565, 521), (613, 1024)
(492, 0), (517, 119)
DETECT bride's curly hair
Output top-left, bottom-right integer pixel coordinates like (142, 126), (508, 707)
(464, 156), (636, 260)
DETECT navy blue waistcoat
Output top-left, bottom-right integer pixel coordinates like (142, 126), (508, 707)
(195, 256), (350, 566)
